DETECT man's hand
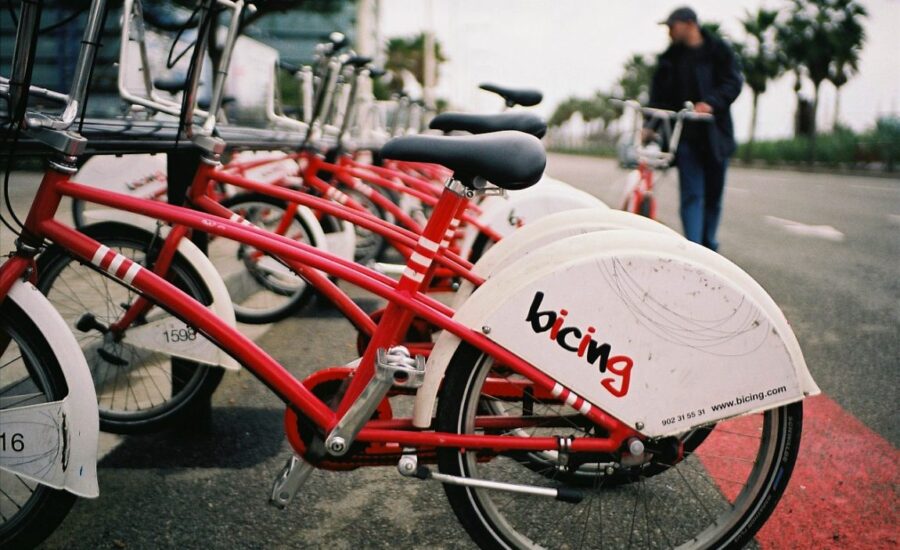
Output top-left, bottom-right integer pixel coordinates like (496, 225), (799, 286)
(694, 102), (714, 114)
(641, 128), (658, 144)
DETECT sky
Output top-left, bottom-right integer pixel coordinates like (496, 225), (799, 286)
(378, 0), (900, 140)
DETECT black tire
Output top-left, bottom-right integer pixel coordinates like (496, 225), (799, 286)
(215, 193), (318, 324)
(436, 344), (803, 549)
(71, 197), (87, 229)
(0, 299), (78, 549)
(36, 222), (224, 434)
(468, 231), (495, 264)
(638, 193), (655, 219)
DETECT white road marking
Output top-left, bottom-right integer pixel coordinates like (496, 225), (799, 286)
(887, 214), (900, 226)
(851, 184), (899, 192)
(764, 216), (845, 242)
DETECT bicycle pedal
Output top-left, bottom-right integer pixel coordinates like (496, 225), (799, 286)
(269, 454), (314, 509)
(376, 346), (426, 389)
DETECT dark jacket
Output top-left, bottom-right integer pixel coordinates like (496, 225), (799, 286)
(649, 29), (743, 163)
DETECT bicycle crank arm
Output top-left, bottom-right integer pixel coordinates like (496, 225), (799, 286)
(269, 454), (315, 509)
(397, 454), (583, 504)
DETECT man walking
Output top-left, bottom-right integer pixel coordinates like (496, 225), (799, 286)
(649, 7), (743, 251)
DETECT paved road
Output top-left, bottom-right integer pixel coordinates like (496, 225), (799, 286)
(1, 157), (897, 548)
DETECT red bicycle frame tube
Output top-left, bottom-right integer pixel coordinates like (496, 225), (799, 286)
(339, 158), (501, 242)
(7, 167), (635, 454)
(205, 164), (478, 281)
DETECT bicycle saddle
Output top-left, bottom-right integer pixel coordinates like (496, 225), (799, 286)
(154, 77), (190, 93)
(429, 112), (547, 138)
(479, 83), (543, 107)
(380, 131), (546, 190)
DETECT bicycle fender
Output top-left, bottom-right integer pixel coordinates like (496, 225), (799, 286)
(414, 231), (820, 436)
(2, 281), (99, 498)
(453, 209), (679, 308)
(76, 217), (241, 370)
(323, 218), (357, 262)
(294, 204), (330, 259)
(458, 176), (609, 259)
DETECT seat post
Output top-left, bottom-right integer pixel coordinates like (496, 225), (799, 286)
(395, 176), (468, 293)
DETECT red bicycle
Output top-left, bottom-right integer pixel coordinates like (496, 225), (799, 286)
(616, 99), (712, 220)
(1, 2), (818, 548)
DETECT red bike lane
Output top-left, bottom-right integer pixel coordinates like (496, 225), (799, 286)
(700, 394), (898, 548)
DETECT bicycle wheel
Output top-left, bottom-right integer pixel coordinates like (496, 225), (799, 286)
(0, 299), (78, 549)
(339, 185), (389, 264)
(36, 222), (224, 434)
(436, 344), (803, 549)
(214, 193), (316, 324)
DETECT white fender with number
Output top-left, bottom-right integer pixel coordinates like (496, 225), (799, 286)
(454, 208), (680, 308)
(1, 281), (99, 497)
(74, 217), (241, 370)
(414, 230), (820, 435)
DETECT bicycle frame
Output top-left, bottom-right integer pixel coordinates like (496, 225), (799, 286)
(222, 149), (503, 250)
(2, 162), (636, 457)
(188, 160), (478, 348)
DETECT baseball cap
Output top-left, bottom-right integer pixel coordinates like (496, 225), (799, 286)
(660, 7), (698, 26)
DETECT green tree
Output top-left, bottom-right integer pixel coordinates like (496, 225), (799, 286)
(733, 9), (781, 159)
(827, 0), (867, 128)
(614, 54), (656, 104)
(549, 96), (587, 127)
(777, 0), (866, 140)
(381, 33), (447, 97)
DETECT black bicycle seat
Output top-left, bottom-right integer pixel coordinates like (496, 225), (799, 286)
(380, 131), (545, 190)
(479, 83), (543, 107)
(344, 55), (373, 68)
(430, 112), (547, 138)
(154, 77), (189, 93)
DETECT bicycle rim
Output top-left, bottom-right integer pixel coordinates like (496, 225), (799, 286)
(36, 227), (219, 431)
(210, 196), (313, 323)
(438, 350), (801, 549)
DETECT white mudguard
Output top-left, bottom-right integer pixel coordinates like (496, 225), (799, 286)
(75, 153), (168, 200)
(458, 175), (609, 259)
(453, 208), (680, 308)
(77, 216), (241, 370)
(230, 151), (298, 184)
(414, 231), (820, 435)
(323, 218), (357, 262)
(2, 282), (99, 497)
(619, 168), (642, 211)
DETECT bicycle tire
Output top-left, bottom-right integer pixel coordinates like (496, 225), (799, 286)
(638, 193), (656, 219)
(436, 344), (803, 549)
(36, 222), (224, 434)
(0, 299), (78, 549)
(215, 193), (318, 324)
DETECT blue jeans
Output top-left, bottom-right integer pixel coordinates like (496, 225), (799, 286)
(676, 141), (728, 251)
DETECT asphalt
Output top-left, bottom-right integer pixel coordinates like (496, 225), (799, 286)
(1, 156), (897, 548)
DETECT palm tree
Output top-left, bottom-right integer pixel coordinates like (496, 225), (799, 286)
(827, 0), (867, 128)
(777, 0), (835, 141)
(734, 9), (781, 159)
(778, 0), (867, 138)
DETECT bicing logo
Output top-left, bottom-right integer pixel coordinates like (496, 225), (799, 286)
(525, 291), (634, 398)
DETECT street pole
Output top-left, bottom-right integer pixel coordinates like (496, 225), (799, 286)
(423, 0), (436, 109)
